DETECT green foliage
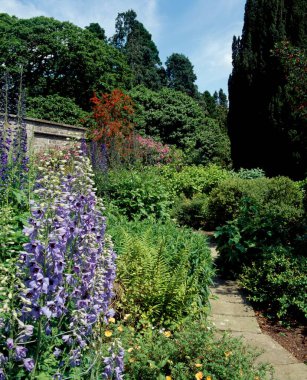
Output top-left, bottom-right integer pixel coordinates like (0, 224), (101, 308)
(0, 14), (132, 109)
(130, 86), (231, 165)
(206, 177), (269, 228)
(185, 117), (232, 167)
(129, 86), (205, 147)
(239, 246), (307, 320)
(107, 216), (213, 327)
(165, 53), (197, 97)
(27, 95), (89, 125)
(231, 167), (266, 179)
(214, 177), (304, 256)
(0, 204), (28, 261)
(95, 168), (171, 220)
(106, 318), (272, 380)
(85, 22), (106, 41)
(214, 177), (305, 320)
(207, 176), (302, 229)
(198, 89), (228, 129)
(171, 193), (208, 229)
(111, 10), (165, 90)
(160, 164), (231, 199)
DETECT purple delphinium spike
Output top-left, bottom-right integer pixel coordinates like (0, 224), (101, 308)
(102, 340), (124, 380)
(8, 153), (120, 377)
(89, 141), (108, 172)
(80, 137), (87, 156)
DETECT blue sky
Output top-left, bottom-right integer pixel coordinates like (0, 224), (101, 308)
(0, 0), (246, 95)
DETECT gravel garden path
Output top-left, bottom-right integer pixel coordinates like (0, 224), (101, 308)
(209, 245), (307, 380)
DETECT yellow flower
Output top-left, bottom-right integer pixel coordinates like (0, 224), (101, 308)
(166, 376), (172, 380)
(117, 325), (123, 332)
(195, 372), (203, 380)
(104, 330), (112, 337)
(254, 377), (260, 380)
(127, 347), (134, 353)
(206, 377), (212, 380)
(124, 313), (131, 320)
(108, 317), (116, 323)
(163, 331), (172, 338)
(224, 351), (232, 358)
(195, 363), (203, 368)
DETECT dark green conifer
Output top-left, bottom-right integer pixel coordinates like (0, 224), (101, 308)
(111, 10), (165, 90)
(228, 0), (306, 178)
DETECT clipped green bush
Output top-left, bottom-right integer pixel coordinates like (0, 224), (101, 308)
(95, 168), (171, 220)
(171, 193), (209, 229)
(206, 177), (269, 229)
(239, 246), (307, 320)
(107, 216), (213, 327)
(207, 176), (304, 229)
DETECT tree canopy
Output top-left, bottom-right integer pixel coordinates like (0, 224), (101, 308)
(111, 10), (165, 90)
(165, 53), (197, 97)
(129, 85), (231, 166)
(0, 14), (133, 109)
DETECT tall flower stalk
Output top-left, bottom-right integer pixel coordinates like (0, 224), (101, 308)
(0, 149), (123, 378)
(0, 72), (29, 199)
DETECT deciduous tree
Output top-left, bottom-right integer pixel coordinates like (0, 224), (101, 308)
(0, 15), (132, 109)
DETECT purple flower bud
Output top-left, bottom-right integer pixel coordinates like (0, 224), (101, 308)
(53, 348), (62, 358)
(0, 368), (5, 380)
(62, 335), (72, 345)
(24, 325), (34, 336)
(15, 346), (27, 360)
(0, 353), (8, 365)
(23, 358), (35, 372)
(6, 338), (14, 350)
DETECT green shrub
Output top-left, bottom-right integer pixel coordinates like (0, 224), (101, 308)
(231, 167), (266, 179)
(214, 177), (305, 321)
(239, 246), (307, 320)
(206, 177), (269, 229)
(171, 193), (209, 229)
(105, 318), (272, 380)
(183, 117), (232, 168)
(215, 180), (304, 277)
(107, 216), (213, 327)
(95, 168), (171, 220)
(160, 164), (230, 198)
(207, 176), (304, 229)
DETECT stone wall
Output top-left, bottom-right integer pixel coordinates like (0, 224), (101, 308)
(24, 117), (86, 151)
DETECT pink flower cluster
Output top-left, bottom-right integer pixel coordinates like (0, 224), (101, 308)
(135, 135), (171, 164)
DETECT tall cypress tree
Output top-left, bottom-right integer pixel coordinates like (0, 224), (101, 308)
(228, 0), (306, 178)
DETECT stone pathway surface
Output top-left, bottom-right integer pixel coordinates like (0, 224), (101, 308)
(209, 245), (307, 380)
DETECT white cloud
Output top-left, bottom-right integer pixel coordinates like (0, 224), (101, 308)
(0, 0), (46, 18)
(0, 0), (161, 39)
(190, 21), (243, 94)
